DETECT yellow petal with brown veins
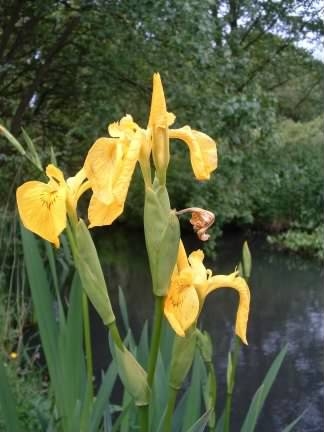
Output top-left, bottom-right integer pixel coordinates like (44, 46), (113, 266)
(16, 175), (66, 248)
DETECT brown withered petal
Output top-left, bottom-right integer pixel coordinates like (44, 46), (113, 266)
(176, 207), (215, 241)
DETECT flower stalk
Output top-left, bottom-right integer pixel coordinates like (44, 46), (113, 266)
(147, 295), (164, 386)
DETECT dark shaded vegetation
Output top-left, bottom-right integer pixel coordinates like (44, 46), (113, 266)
(0, 0), (323, 254)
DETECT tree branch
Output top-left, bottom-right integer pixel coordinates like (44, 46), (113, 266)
(294, 77), (322, 111)
(10, 14), (80, 135)
(0, 0), (24, 61)
(237, 42), (290, 92)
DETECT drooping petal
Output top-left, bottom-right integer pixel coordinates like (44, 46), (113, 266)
(88, 194), (123, 227)
(205, 272), (250, 344)
(16, 179), (66, 247)
(169, 126), (217, 180)
(84, 138), (123, 203)
(164, 269), (200, 337)
(87, 129), (141, 227)
(112, 130), (142, 204)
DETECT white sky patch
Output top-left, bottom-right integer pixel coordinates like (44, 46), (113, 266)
(297, 38), (324, 62)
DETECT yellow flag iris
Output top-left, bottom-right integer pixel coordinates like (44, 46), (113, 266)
(148, 73), (218, 181)
(84, 74), (218, 227)
(83, 115), (143, 227)
(164, 242), (250, 344)
(16, 164), (89, 247)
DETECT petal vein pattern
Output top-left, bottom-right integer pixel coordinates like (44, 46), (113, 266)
(16, 165), (67, 247)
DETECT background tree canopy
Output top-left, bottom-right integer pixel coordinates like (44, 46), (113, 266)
(1, 0), (323, 257)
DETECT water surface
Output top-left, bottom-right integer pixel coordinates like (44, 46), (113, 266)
(95, 228), (324, 432)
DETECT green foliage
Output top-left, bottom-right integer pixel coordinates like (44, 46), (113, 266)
(240, 346), (288, 432)
(0, 358), (50, 432)
(268, 225), (324, 261)
(0, 358), (21, 432)
(18, 226), (117, 432)
(253, 116), (324, 228)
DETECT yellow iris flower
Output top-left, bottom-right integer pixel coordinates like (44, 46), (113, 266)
(149, 73), (218, 181)
(84, 73), (217, 228)
(16, 164), (89, 247)
(83, 115), (144, 227)
(164, 241), (250, 344)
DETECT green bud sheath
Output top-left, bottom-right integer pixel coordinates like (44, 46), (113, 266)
(242, 241), (252, 279)
(169, 329), (197, 390)
(144, 180), (180, 296)
(196, 329), (213, 363)
(75, 219), (115, 325)
(109, 337), (150, 406)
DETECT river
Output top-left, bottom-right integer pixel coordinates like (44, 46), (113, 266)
(94, 227), (324, 432)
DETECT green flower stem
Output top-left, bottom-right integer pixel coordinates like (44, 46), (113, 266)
(207, 361), (217, 432)
(147, 295), (164, 386)
(108, 321), (124, 350)
(139, 405), (148, 432)
(162, 387), (177, 432)
(142, 296), (164, 432)
(66, 223), (94, 399)
(109, 322), (149, 432)
(109, 321), (149, 432)
(82, 292), (94, 399)
(224, 336), (241, 432)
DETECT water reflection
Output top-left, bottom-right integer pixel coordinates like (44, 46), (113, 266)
(95, 227), (324, 432)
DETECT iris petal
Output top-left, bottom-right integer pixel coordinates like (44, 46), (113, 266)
(164, 271), (200, 337)
(148, 73), (168, 128)
(113, 131), (142, 204)
(108, 114), (138, 138)
(84, 138), (122, 203)
(88, 194), (123, 228)
(169, 126), (217, 180)
(16, 179), (66, 247)
(86, 131), (142, 227)
(206, 272), (250, 344)
(188, 250), (208, 286)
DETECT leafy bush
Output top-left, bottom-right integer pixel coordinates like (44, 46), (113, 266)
(268, 225), (324, 261)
